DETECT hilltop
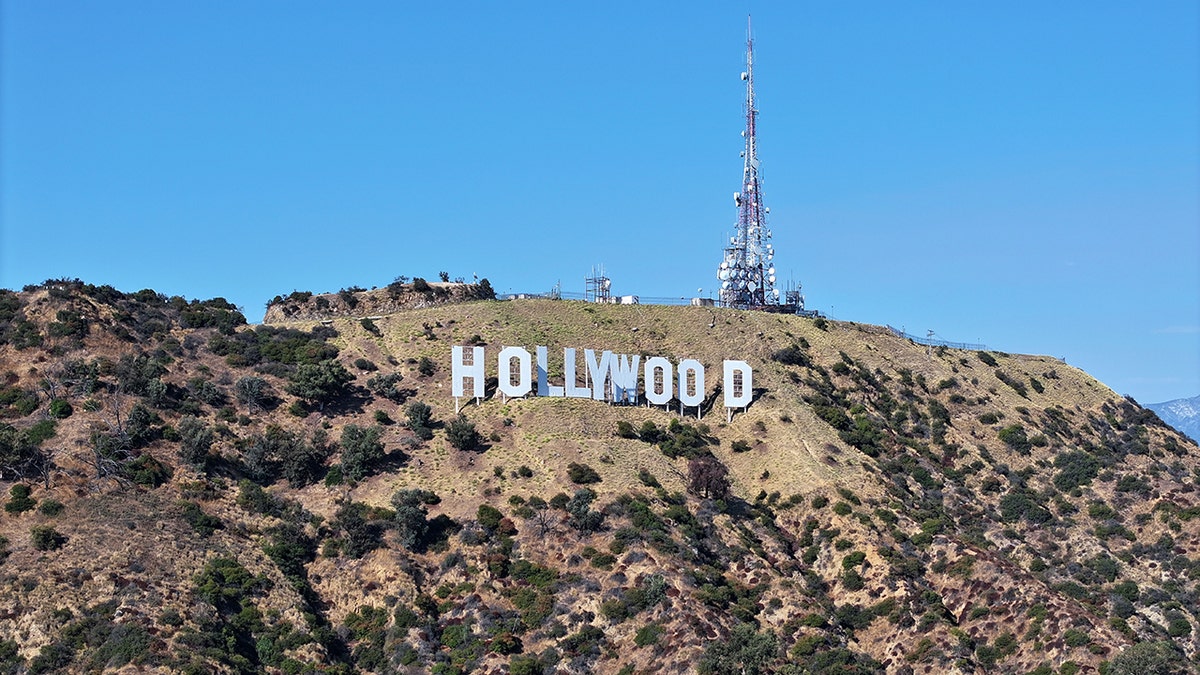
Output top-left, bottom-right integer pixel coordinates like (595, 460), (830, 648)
(0, 278), (1196, 674)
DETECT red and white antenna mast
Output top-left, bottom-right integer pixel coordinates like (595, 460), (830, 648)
(716, 15), (778, 309)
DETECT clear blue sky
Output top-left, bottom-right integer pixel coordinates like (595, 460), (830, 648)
(2, 2), (1197, 404)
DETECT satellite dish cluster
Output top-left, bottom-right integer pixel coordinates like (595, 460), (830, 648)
(717, 244), (779, 300)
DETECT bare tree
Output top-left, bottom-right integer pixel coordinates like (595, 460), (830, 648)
(687, 456), (731, 500)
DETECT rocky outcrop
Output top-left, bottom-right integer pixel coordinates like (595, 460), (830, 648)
(263, 281), (494, 323)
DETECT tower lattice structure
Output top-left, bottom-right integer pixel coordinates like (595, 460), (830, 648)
(716, 17), (778, 309)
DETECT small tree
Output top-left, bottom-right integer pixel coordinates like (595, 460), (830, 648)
(475, 278), (496, 300)
(391, 489), (439, 552)
(334, 502), (385, 559)
(688, 456), (731, 500)
(340, 424), (385, 481)
(446, 415), (481, 452)
(4, 484), (36, 514)
(31, 525), (66, 551)
(567, 462), (601, 484)
(477, 504), (504, 532)
(176, 416), (214, 470)
(406, 401), (434, 440)
(280, 429), (332, 488)
(367, 373), (405, 401)
(286, 360), (353, 411)
(235, 376), (273, 412)
(698, 624), (779, 675)
(566, 489), (604, 532)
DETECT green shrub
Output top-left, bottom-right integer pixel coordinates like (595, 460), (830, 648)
(730, 439), (752, 453)
(4, 484), (36, 514)
(1115, 474), (1151, 496)
(842, 551), (867, 570)
(179, 500), (223, 536)
(1166, 611), (1191, 637)
(366, 373), (405, 402)
(997, 424), (1032, 453)
(634, 623), (664, 647)
(699, 624), (779, 674)
(477, 503), (504, 531)
(1062, 628), (1089, 647)
(234, 376), (273, 411)
(339, 424), (385, 481)
(446, 415), (481, 452)
(999, 489), (1051, 524)
(285, 360), (353, 410)
(995, 370), (1028, 397)
(30, 525), (66, 551)
(1053, 450), (1100, 491)
(25, 420), (57, 445)
(977, 352), (998, 367)
(771, 344), (811, 367)
(127, 454), (171, 487)
(47, 399), (72, 419)
(510, 654), (544, 675)
(842, 569), (865, 590)
(38, 499), (64, 516)
(0, 386), (39, 417)
(567, 462), (601, 484)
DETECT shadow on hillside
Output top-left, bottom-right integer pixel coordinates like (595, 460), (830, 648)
(719, 496), (754, 519)
(373, 448), (411, 475)
(323, 386), (371, 417)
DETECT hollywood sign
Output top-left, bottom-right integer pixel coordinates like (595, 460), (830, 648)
(451, 346), (753, 419)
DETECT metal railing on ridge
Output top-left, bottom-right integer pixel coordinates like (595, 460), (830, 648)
(886, 325), (987, 351)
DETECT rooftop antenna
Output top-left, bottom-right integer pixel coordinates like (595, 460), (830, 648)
(716, 15), (778, 309)
(585, 265), (611, 303)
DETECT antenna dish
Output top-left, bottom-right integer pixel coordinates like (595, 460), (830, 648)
(741, 72), (748, 81)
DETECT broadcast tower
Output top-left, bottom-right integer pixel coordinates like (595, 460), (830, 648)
(716, 16), (778, 309)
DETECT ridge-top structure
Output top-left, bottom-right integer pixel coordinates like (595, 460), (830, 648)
(716, 16), (779, 309)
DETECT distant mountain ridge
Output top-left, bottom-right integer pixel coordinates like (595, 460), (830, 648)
(1148, 395), (1200, 442)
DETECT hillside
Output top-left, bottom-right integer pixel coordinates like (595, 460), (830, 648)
(0, 278), (1197, 674)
